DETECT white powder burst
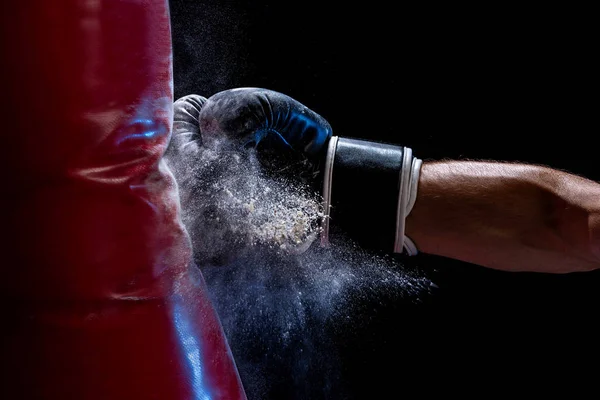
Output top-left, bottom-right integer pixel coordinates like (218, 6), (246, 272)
(165, 135), (433, 399)
(167, 136), (326, 264)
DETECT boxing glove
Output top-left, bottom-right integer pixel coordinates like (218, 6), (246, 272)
(1, 1), (246, 399)
(198, 87), (332, 157)
(170, 88), (422, 256)
(167, 90), (335, 263)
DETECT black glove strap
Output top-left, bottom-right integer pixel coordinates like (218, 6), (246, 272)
(320, 136), (421, 254)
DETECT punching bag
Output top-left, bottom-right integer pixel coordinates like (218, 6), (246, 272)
(0, 1), (247, 399)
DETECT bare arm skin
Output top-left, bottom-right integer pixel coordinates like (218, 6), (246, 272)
(405, 161), (600, 273)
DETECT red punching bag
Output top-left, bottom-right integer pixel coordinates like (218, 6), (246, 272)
(0, 1), (246, 399)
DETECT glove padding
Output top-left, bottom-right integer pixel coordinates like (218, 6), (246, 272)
(169, 88), (333, 186)
(168, 90), (329, 263)
(198, 87), (332, 157)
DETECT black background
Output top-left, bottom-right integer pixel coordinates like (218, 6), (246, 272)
(170, 1), (598, 398)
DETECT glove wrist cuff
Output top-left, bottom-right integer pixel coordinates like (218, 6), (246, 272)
(320, 136), (422, 255)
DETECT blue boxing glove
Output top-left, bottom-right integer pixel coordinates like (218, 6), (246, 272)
(166, 88), (333, 262)
(167, 87), (333, 189)
(198, 87), (333, 158)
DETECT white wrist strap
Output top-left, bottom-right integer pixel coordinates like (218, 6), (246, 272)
(396, 154), (422, 255)
(320, 136), (338, 247)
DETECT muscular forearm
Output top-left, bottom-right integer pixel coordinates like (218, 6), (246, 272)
(406, 161), (600, 273)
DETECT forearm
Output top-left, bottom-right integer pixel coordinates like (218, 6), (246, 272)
(406, 161), (600, 273)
